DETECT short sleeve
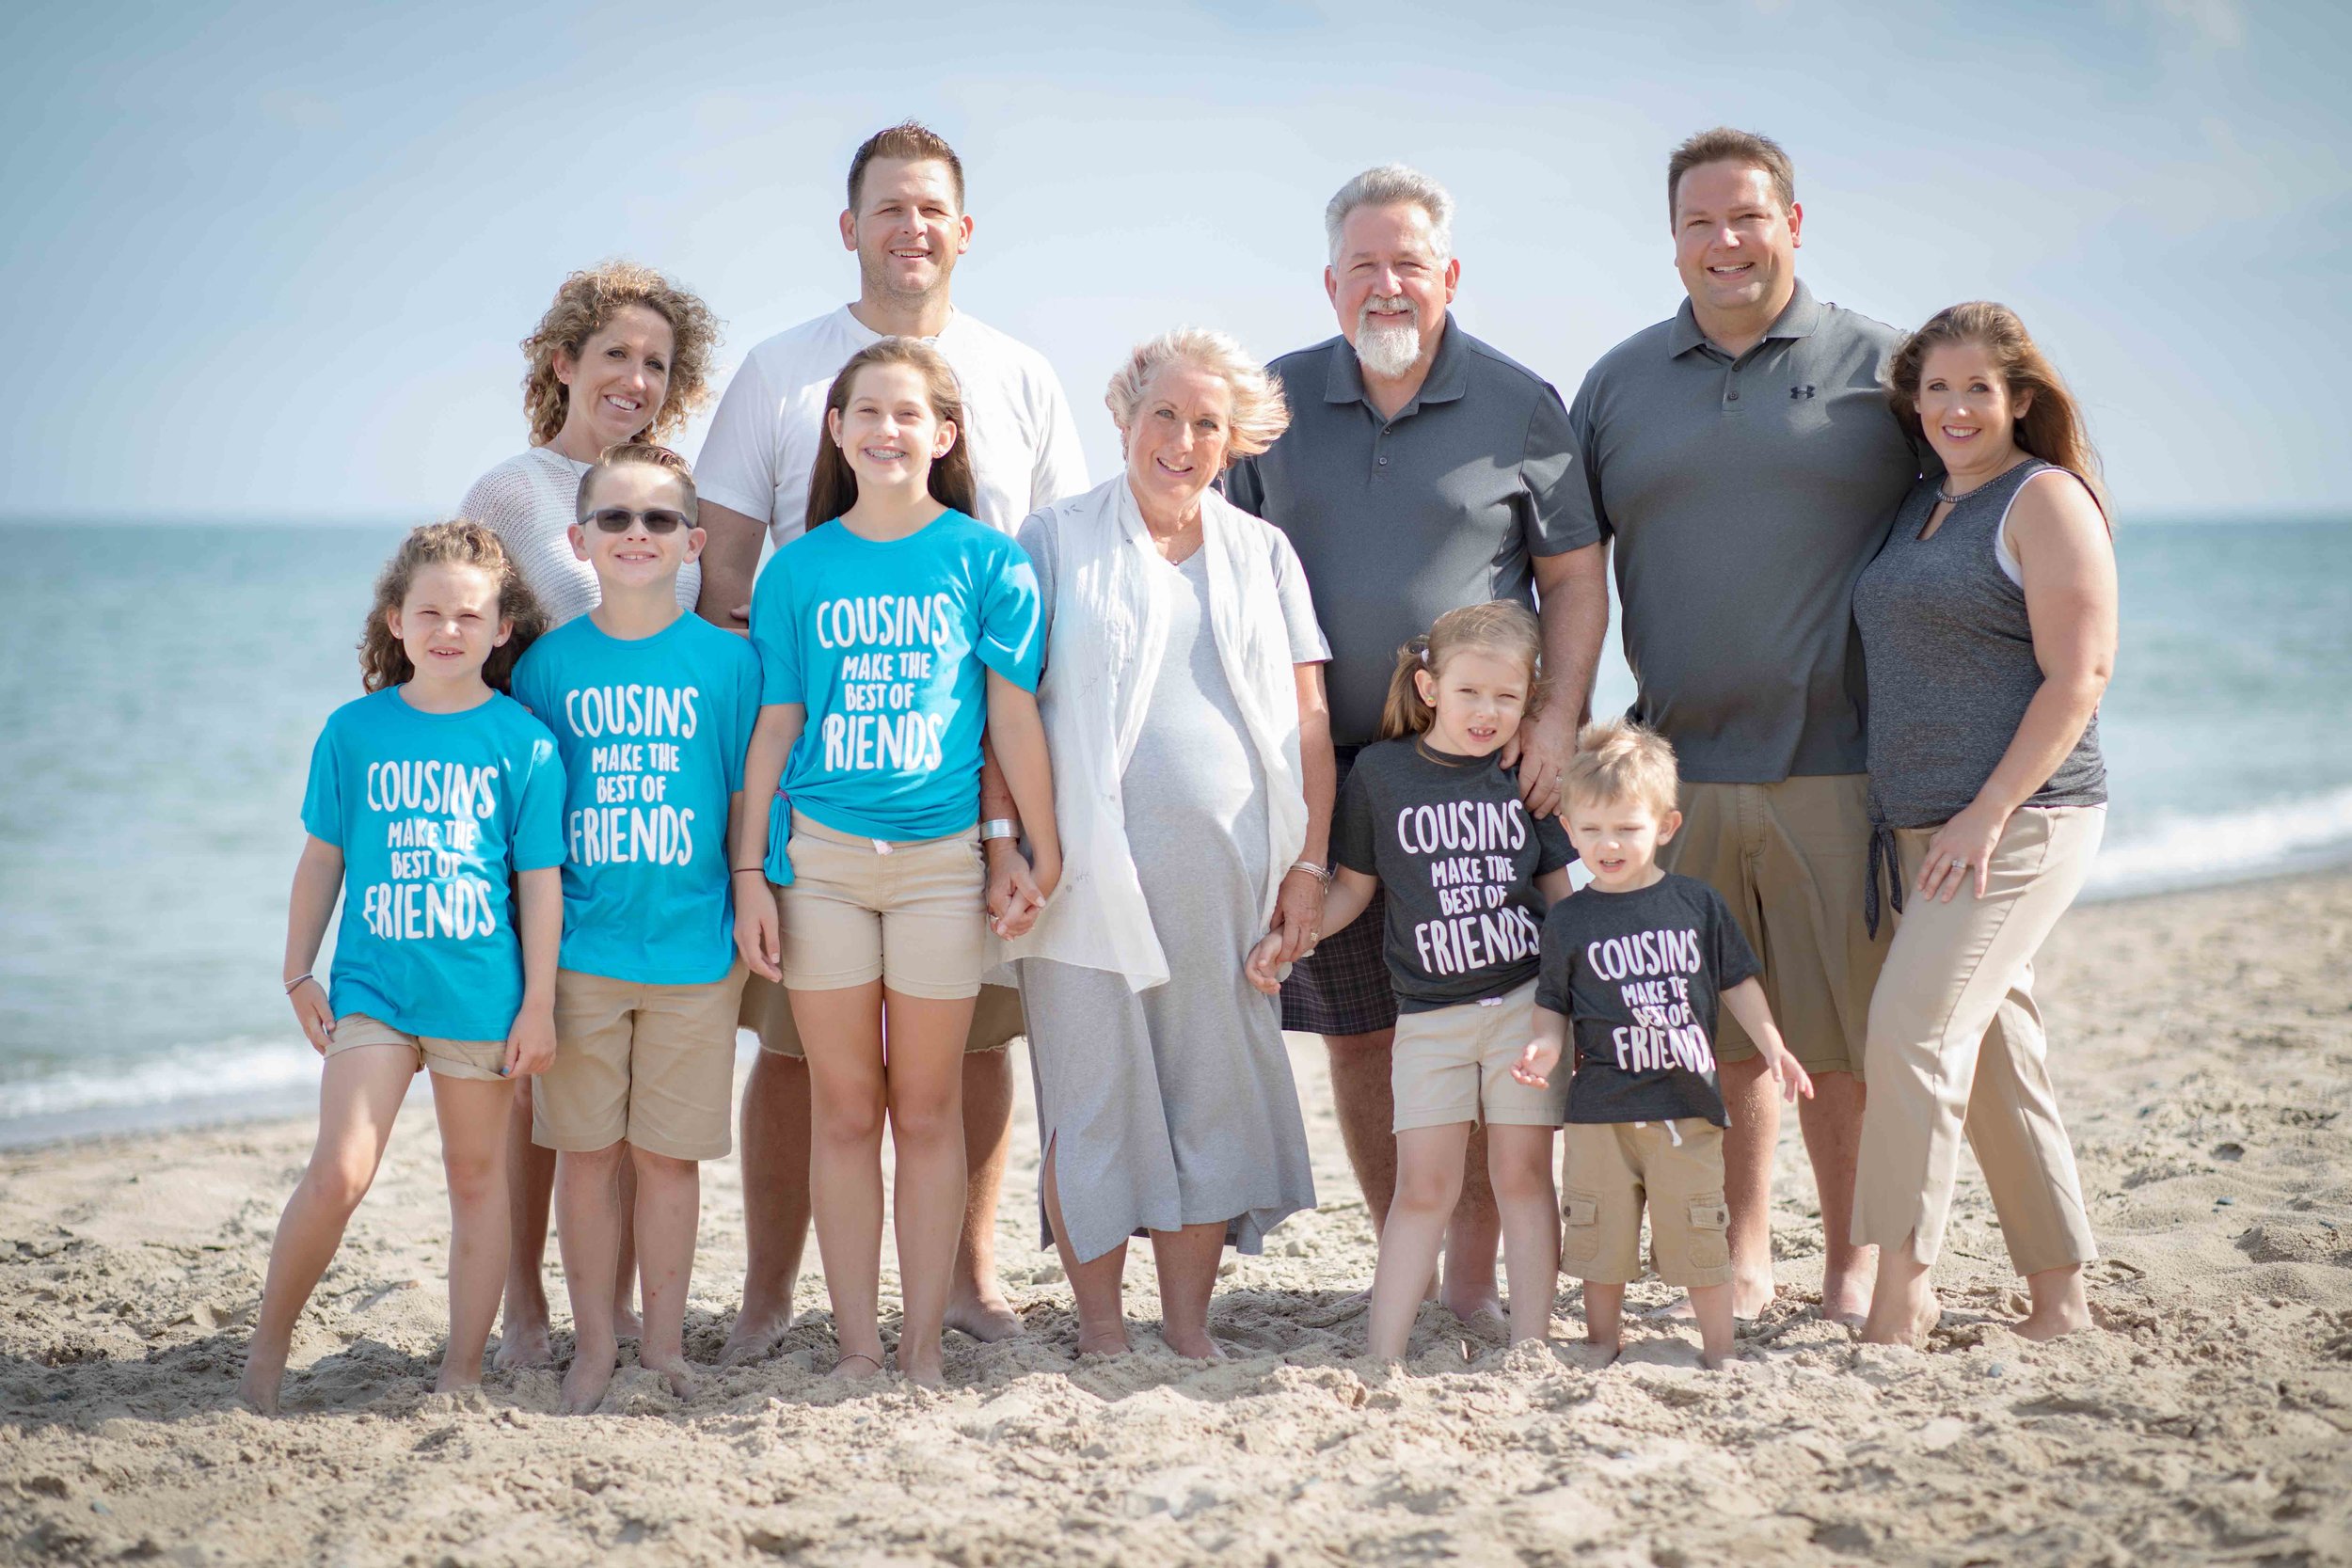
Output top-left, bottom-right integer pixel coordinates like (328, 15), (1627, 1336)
(1554, 372), (1612, 546)
(693, 354), (779, 525)
(1706, 885), (1762, 990)
(1534, 904), (1573, 1015)
(749, 558), (803, 707)
(1268, 531), (1329, 663)
(510, 728), (566, 872)
(1028, 374), (1090, 511)
(1532, 809), (1575, 875)
(975, 537), (1044, 692)
(299, 723), (343, 846)
(1331, 764), (1375, 876)
(1016, 512), (1060, 656)
(507, 645), (548, 727)
(723, 640), (762, 792)
(1523, 380), (1600, 557)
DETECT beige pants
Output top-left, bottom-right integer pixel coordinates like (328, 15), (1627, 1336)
(1851, 805), (2104, 1275)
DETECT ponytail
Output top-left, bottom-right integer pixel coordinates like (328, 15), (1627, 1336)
(1375, 600), (1546, 741)
(1379, 636), (1437, 739)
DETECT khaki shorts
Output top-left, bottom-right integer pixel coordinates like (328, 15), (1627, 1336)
(774, 811), (989, 1000)
(326, 1013), (506, 1083)
(1660, 773), (1886, 1077)
(533, 966), (746, 1160)
(1391, 980), (1566, 1132)
(1558, 1119), (1732, 1288)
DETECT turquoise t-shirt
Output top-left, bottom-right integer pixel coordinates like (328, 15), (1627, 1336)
(748, 509), (1041, 857)
(510, 612), (762, 986)
(300, 687), (564, 1041)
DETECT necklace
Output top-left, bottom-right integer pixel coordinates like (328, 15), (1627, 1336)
(1937, 455), (2029, 506)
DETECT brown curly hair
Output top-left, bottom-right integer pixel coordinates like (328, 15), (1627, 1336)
(359, 521), (548, 694)
(520, 261), (722, 448)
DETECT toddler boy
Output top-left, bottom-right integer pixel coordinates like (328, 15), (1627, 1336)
(508, 443), (761, 1412)
(1518, 719), (1813, 1367)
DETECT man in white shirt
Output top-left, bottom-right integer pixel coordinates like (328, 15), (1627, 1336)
(696, 120), (1089, 1362)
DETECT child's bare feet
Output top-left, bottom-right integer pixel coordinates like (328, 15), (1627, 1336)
(432, 1365), (486, 1399)
(1569, 1337), (1620, 1369)
(944, 1284), (1024, 1344)
(1075, 1322), (1132, 1357)
(493, 1298), (554, 1370)
(718, 1302), (796, 1368)
(612, 1299), (644, 1342)
(639, 1348), (701, 1401)
(559, 1332), (616, 1415)
(235, 1348), (287, 1416)
(1159, 1326), (1225, 1361)
(828, 1351), (884, 1383)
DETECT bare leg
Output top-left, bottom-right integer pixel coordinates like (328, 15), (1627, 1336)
(1485, 1125), (1558, 1346)
(1150, 1223), (1230, 1359)
(1660, 1053), (1780, 1320)
(551, 1142), (625, 1414)
(1801, 1069), (1874, 1324)
(612, 1153), (643, 1339)
(493, 1078), (556, 1370)
(1324, 1028), (1398, 1236)
(1041, 1135), (1130, 1354)
(1689, 1281), (1737, 1367)
(1860, 1229), (1941, 1346)
(792, 982), (889, 1380)
(2014, 1264), (2091, 1341)
(880, 990), (975, 1386)
(1366, 1123), (1471, 1360)
(719, 1050), (813, 1365)
(429, 1071), (518, 1396)
(1440, 1122), (1503, 1324)
(1581, 1280), (1625, 1360)
(631, 1147), (703, 1396)
(945, 1047), (1021, 1342)
(238, 1047), (415, 1415)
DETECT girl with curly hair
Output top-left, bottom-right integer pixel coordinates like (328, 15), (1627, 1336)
(239, 522), (564, 1414)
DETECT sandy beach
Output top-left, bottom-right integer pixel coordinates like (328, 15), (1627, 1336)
(3, 870), (2348, 1565)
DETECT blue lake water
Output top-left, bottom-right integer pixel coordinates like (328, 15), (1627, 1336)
(2, 517), (2347, 1147)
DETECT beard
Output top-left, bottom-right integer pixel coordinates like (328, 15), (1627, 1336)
(1353, 295), (1423, 379)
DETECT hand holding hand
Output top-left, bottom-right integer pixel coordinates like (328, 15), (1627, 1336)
(1267, 867), (1326, 967)
(987, 840), (1048, 939)
(1244, 931), (1288, 995)
(289, 978), (335, 1055)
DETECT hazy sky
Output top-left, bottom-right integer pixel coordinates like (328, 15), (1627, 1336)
(8, 0), (2345, 521)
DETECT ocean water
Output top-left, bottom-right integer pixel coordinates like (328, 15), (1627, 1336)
(2, 518), (2347, 1148)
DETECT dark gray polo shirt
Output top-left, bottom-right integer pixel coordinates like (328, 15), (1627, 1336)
(1226, 316), (1594, 749)
(1561, 280), (1929, 784)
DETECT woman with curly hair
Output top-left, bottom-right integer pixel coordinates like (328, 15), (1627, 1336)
(458, 261), (719, 1368)
(462, 261), (722, 626)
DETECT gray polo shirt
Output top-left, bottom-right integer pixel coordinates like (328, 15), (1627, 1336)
(1562, 280), (1929, 784)
(1226, 316), (1594, 749)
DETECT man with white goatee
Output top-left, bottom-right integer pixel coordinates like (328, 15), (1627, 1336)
(1225, 165), (1610, 1324)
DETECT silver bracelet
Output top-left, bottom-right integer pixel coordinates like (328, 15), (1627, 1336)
(283, 973), (315, 995)
(980, 817), (1020, 842)
(1288, 860), (1333, 885)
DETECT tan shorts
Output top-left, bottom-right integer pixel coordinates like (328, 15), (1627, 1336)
(533, 967), (746, 1160)
(768, 811), (989, 1001)
(326, 1013), (506, 1083)
(1558, 1119), (1732, 1288)
(1660, 773), (1886, 1077)
(1391, 981), (1566, 1131)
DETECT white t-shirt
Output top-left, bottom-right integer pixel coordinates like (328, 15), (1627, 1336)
(694, 306), (1090, 544)
(460, 447), (702, 627)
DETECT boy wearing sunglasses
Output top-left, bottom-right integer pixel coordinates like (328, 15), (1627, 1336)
(506, 442), (763, 1413)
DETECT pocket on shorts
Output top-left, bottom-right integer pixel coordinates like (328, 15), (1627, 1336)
(1559, 1191), (1602, 1266)
(1685, 1196), (1731, 1272)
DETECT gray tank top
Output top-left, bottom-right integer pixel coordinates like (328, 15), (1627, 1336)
(1855, 456), (2107, 831)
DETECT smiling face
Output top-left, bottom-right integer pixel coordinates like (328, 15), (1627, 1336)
(554, 304), (674, 450)
(1122, 362), (1233, 515)
(1326, 202), (1459, 381)
(1915, 339), (2031, 477)
(1565, 790), (1681, 893)
(841, 156), (973, 304)
(386, 562), (510, 685)
(1672, 160), (1802, 329)
(827, 361), (956, 495)
(569, 463), (703, 594)
(1412, 645), (1533, 759)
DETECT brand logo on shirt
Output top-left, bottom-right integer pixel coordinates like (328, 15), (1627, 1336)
(1788, 384), (1818, 401)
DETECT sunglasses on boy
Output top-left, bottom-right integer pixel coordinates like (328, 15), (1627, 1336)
(584, 507), (693, 535)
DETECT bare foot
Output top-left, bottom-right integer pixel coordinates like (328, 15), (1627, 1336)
(492, 1304), (553, 1370)
(432, 1366), (485, 1398)
(718, 1304), (796, 1368)
(1862, 1289), (1941, 1348)
(1439, 1282), (1505, 1330)
(1074, 1322), (1132, 1357)
(639, 1349), (702, 1401)
(1651, 1275), (1776, 1322)
(2012, 1301), (2092, 1342)
(1159, 1327), (1225, 1361)
(235, 1348), (286, 1416)
(560, 1333), (616, 1415)
(612, 1301), (644, 1342)
(1567, 1338), (1620, 1369)
(828, 1351), (885, 1383)
(1820, 1268), (1874, 1329)
(944, 1289), (1025, 1344)
(897, 1350), (946, 1388)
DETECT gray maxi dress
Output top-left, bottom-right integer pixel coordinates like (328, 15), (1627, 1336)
(1014, 514), (1325, 1264)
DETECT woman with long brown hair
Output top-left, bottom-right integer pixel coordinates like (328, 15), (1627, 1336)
(1851, 302), (2117, 1346)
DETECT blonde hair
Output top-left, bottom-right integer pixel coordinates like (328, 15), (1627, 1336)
(1885, 301), (2109, 522)
(576, 441), (697, 522)
(1377, 601), (1545, 740)
(519, 261), (722, 448)
(358, 521), (546, 694)
(1563, 718), (1680, 818)
(1104, 327), (1290, 465)
(805, 339), (979, 534)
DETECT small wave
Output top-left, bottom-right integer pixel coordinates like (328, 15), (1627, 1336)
(0, 1037), (320, 1119)
(2084, 784), (2352, 898)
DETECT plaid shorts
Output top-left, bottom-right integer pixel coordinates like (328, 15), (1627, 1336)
(1280, 745), (1401, 1037)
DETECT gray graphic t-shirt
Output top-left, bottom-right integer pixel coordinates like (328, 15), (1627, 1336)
(1332, 737), (1575, 1013)
(1536, 873), (1760, 1127)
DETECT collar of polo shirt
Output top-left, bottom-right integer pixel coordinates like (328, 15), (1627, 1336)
(1667, 278), (1826, 360)
(1324, 309), (1471, 414)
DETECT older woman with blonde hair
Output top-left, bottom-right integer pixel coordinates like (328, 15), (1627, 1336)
(997, 328), (1332, 1358)
(458, 261), (720, 1369)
